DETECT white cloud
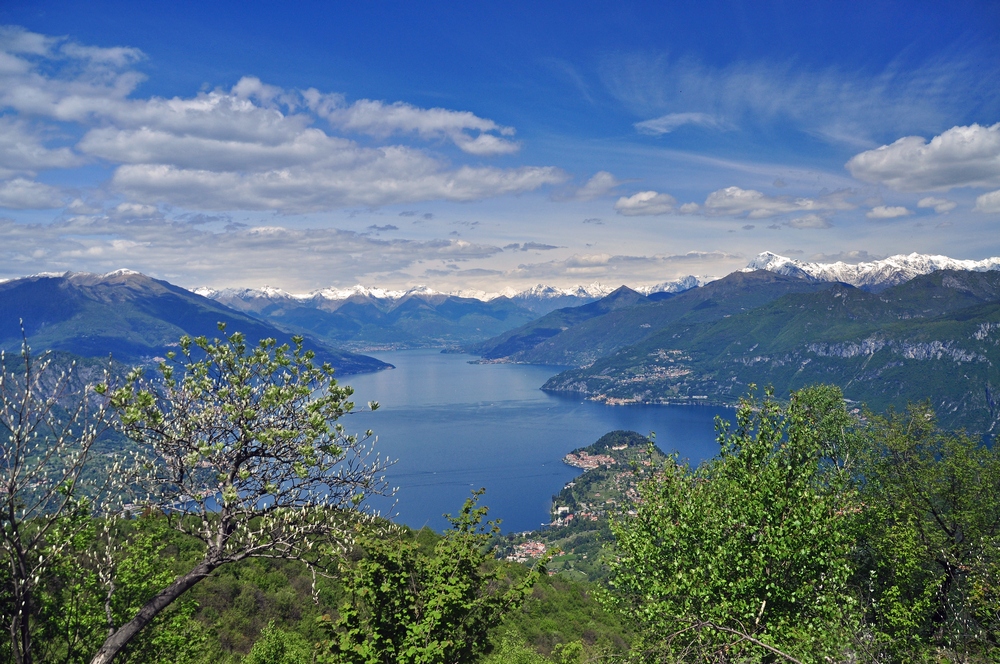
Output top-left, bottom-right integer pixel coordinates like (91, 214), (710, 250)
(574, 171), (621, 200)
(111, 163), (565, 213)
(77, 125), (348, 172)
(0, 117), (83, 176)
(866, 205), (912, 219)
(702, 186), (853, 218)
(846, 123), (1000, 191)
(0, 28), (562, 213)
(614, 190), (677, 215)
(785, 214), (831, 229)
(634, 112), (732, 135)
(309, 96), (519, 155)
(917, 196), (957, 213)
(974, 189), (1000, 213)
(0, 214), (506, 289)
(0, 178), (63, 209)
(111, 202), (160, 219)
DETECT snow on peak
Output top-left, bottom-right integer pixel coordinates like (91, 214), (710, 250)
(744, 251), (1000, 290)
(512, 282), (616, 299)
(312, 284), (413, 301)
(102, 268), (143, 278)
(197, 279), (712, 306)
(199, 285), (295, 301)
(636, 275), (713, 295)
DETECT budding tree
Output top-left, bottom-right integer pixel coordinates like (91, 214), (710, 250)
(90, 326), (390, 664)
(0, 338), (113, 664)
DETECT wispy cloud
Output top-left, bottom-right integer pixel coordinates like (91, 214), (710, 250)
(571, 171), (622, 200)
(702, 186), (854, 218)
(600, 52), (999, 146)
(634, 112), (733, 135)
(866, 205), (912, 219)
(506, 250), (739, 282)
(785, 214), (831, 229)
(614, 190), (677, 215)
(307, 94), (520, 155)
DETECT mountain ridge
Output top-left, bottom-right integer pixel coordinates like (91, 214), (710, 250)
(541, 269), (1000, 433)
(0, 271), (391, 375)
(745, 251), (1000, 291)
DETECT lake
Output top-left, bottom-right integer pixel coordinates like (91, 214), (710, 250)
(342, 349), (732, 533)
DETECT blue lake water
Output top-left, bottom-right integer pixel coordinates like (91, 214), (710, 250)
(341, 349), (732, 533)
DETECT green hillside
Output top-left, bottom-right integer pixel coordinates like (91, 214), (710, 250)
(543, 270), (1000, 433)
(471, 272), (837, 366)
(513, 271), (840, 366)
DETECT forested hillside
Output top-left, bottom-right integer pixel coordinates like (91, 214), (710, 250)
(543, 270), (1000, 432)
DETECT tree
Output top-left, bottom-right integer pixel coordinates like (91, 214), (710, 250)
(243, 620), (313, 664)
(316, 490), (541, 664)
(90, 326), (390, 664)
(857, 403), (1000, 659)
(605, 386), (863, 663)
(0, 338), (113, 664)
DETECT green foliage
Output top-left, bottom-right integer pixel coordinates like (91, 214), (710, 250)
(316, 490), (539, 664)
(30, 516), (208, 663)
(480, 632), (551, 664)
(91, 326), (389, 663)
(243, 621), (313, 664)
(606, 385), (862, 663)
(857, 404), (1000, 659)
(501, 573), (629, 659)
(0, 339), (114, 664)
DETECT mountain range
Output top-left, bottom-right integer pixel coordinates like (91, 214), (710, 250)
(198, 286), (540, 350)
(461, 252), (1000, 433)
(540, 269), (1000, 433)
(0, 270), (391, 375)
(745, 251), (1000, 291)
(468, 271), (837, 366)
(6, 250), (1000, 431)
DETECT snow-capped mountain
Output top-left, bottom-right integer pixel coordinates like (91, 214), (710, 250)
(635, 275), (713, 295)
(744, 251), (1000, 291)
(198, 279), (705, 306)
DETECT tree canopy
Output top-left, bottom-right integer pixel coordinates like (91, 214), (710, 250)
(91, 326), (391, 663)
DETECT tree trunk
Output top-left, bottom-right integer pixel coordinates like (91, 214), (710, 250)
(89, 559), (218, 664)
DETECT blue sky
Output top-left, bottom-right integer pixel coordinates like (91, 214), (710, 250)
(1, 1), (999, 292)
